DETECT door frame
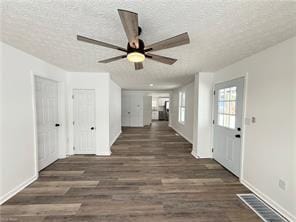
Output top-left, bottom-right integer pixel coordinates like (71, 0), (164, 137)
(72, 88), (96, 154)
(31, 73), (66, 174)
(212, 74), (248, 180)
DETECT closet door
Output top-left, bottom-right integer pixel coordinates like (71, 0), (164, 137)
(130, 94), (142, 127)
(35, 76), (59, 171)
(122, 95), (131, 126)
(73, 89), (96, 154)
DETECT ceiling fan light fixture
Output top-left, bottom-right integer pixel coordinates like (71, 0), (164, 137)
(127, 52), (145, 63)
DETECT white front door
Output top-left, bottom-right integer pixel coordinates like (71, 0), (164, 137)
(35, 76), (59, 171)
(213, 77), (244, 177)
(73, 89), (96, 154)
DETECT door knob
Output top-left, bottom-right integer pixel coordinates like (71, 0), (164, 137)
(235, 134), (241, 138)
(55, 123), (60, 127)
(90, 127), (95, 130)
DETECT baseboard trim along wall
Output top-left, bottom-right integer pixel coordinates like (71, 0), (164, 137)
(191, 150), (199, 159)
(240, 178), (296, 222)
(96, 150), (112, 156)
(110, 130), (122, 147)
(169, 125), (193, 144)
(0, 174), (38, 205)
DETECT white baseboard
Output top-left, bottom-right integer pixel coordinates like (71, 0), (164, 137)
(191, 150), (199, 159)
(0, 174), (38, 205)
(240, 178), (295, 222)
(96, 150), (112, 156)
(169, 125), (193, 144)
(110, 130), (122, 147)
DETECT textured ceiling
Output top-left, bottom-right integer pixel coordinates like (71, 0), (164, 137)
(1, 0), (296, 90)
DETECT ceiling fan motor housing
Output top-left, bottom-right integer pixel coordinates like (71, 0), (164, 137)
(127, 39), (145, 55)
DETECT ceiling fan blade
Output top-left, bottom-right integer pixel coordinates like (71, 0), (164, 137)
(134, 62), (143, 70)
(77, 35), (126, 52)
(145, 32), (190, 52)
(118, 9), (139, 47)
(98, 55), (127, 63)
(146, 53), (177, 65)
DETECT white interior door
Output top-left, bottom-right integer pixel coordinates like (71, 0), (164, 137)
(73, 89), (96, 154)
(213, 77), (244, 177)
(130, 94), (143, 127)
(122, 95), (131, 126)
(35, 76), (59, 171)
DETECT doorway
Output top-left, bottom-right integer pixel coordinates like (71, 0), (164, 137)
(213, 77), (244, 177)
(34, 76), (59, 171)
(151, 95), (170, 121)
(73, 89), (96, 154)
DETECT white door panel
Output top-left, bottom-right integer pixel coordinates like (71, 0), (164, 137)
(122, 95), (131, 126)
(130, 95), (142, 127)
(35, 76), (59, 171)
(122, 94), (143, 127)
(73, 89), (96, 154)
(213, 77), (244, 177)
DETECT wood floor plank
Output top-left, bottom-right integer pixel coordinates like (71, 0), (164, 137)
(18, 187), (70, 196)
(31, 180), (99, 187)
(0, 121), (260, 221)
(0, 203), (81, 216)
(40, 171), (85, 176)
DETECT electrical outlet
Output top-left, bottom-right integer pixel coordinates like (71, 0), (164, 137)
(278, 179), (286, 191)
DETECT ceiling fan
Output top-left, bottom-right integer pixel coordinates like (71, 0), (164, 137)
(77, 9), (190, 70)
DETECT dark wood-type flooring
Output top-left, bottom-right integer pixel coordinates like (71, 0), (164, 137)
(0, 121), (260, 221)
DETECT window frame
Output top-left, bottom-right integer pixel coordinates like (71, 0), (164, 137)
(178, 91), (186, 124)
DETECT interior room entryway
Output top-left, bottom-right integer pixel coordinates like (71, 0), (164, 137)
(34, 76), (59, 171)
(73, 89), (96, 154)
(213, 77), (244, 177)
(152, 95), (170, 121)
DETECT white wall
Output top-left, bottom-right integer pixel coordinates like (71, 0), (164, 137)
(294, 38), (296, 222)
(0, 41), (3, 202)
(192, 73), (214, 158)
(170, 82), (194, 143)
(294, 37), (296, 222)
(109, 79), (121, 147)
(0, 42), (67, 204)
(66, 72), (111, 156)
(213, 37), (296, 221)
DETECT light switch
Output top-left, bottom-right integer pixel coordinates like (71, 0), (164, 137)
(252, 117), (256, 123)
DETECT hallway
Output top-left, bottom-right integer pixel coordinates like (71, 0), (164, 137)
(0, 121), (260, 221)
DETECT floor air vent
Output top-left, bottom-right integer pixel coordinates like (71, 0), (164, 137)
(237, 194), (288, 222)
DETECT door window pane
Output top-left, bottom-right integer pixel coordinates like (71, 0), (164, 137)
(218, 89), (225, 101)
(230, 87), (237, 100)
(229, 101), (236, 115)
(225, 88), (230, 100)
(217, 86), (237, 129)
(224, 101), (230, 114)
(218, 102), (224, 113)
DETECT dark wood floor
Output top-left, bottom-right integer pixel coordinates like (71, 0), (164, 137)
(0, 121), (260, 221)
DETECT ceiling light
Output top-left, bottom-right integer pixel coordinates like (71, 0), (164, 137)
(149, 84), (154, 87)
(127, 52), (145, 63)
